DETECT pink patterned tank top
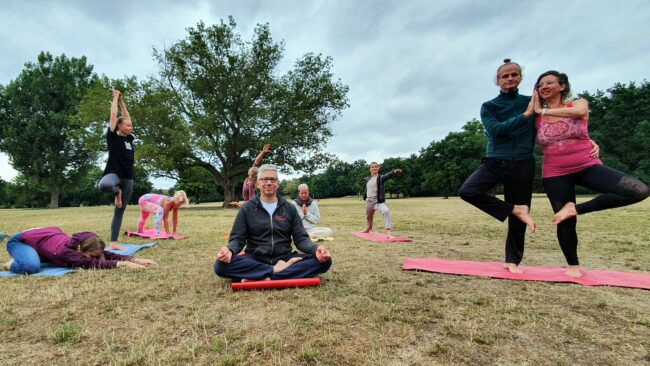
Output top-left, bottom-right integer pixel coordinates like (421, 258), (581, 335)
(536, 102), (602, 178)
(140, 193), (170, 205)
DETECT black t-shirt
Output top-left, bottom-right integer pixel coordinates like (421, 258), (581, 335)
(103, 127), (135, 179)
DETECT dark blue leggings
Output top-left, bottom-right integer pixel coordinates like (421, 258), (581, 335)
(214, 252), (332, 281)
(542, 164), (649, 265)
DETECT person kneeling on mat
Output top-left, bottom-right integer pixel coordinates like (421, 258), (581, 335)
(3, 227), (156, 274)
(214, 164), (332, 282)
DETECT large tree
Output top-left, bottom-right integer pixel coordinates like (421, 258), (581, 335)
(137, 18), (349, 204)
(0, 52), (97, 208)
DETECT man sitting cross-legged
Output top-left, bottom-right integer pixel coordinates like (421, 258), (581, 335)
(214, 164), (332, 281)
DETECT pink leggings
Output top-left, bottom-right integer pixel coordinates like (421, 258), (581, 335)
(138, 199), (164, 235)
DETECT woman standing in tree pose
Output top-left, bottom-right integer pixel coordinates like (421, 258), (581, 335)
(534, 70), (649, 278)
(98, 89), (134, 250)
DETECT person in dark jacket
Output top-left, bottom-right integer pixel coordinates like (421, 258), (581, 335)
(3, 227), (156, 274)
(214, 165), (332, 282)
(361, 162), (402, 238)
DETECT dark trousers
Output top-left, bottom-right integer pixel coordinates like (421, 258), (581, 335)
(542, 164), (649, 265)
(98, 174), (133, 242)
(214, 252), (332, 281)
(459, 158), (535, 265)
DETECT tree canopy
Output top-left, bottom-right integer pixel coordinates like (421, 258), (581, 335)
(135, 18), (349, 203)
(0, 52), (98, 207)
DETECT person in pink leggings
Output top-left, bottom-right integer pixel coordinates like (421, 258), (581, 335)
(137, 191), (188, 237)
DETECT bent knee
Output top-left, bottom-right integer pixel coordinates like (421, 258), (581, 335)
(213, 260), (229, 276)
(458, 184), (475, 201)
(319, 258), (333, 272)
(635, 182), (650, 202)
(98, 182), (117, 194)
(16, 262), (41, 274)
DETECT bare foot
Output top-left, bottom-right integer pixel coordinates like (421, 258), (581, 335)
(565, 265), (583, 278)
(241, 277), (270, 282)
(386, 229), (394, 238)
(2, 259), (13, 271)
(552, 202), (577, 225)
(361, 228), (371, 233)
(114, 188), (123, 208)
(512, 205), (536, 233)
(108, 242), (125, 251)
(273, 257), (303, 273)
(502, 262), (524, 274)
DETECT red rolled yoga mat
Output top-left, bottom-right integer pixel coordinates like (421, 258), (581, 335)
(402, 258), (650, 290)
(231, 278), (321, 291)
(351, 231), (411, 242)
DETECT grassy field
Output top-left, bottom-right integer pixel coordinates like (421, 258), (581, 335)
(1, 195), (649, 366)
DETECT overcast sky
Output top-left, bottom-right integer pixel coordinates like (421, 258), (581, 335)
(1, 0), (648, 187)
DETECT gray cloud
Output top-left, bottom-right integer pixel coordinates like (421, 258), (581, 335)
(1, 0), (649, 184)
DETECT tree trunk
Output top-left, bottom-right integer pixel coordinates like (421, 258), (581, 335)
(49, 190), (59, 209)
(222, 182), (238, 208)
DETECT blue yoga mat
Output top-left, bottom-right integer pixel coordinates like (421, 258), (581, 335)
(1, 243), (157, 277)
(107, 242), (157, 255)
(0, 266), (76, 277)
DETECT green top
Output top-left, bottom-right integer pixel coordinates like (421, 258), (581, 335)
(480, 90), (536, 160)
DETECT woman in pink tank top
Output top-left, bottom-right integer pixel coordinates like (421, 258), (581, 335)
(534, 70), (649, 278)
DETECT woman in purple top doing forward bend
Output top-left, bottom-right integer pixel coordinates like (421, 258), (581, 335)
(2, 227), (156, 274)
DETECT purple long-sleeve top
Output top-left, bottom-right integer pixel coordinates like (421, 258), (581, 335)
(18, 227), (132, 269)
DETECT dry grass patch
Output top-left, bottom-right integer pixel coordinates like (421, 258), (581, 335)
(0, 196), (649, 365)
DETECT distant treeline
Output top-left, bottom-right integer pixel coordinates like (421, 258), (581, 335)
(1, 80), (648, 207)
(280, 81), (650, 200)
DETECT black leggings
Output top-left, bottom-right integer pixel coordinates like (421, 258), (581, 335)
(459, 158), (535, 265)
(542, 164), (649, 265)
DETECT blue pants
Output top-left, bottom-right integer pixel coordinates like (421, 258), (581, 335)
(214, 253), (332, 281)
(6, 232), (41, 274)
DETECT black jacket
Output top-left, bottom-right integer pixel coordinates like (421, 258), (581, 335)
(226, 195), (317, 264)
(363, 170), (397, 203)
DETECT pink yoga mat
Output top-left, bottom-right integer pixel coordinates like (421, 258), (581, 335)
(402, 258), (650, 290)
(351, 231), (412, 242)
(125, 229), (188, 240)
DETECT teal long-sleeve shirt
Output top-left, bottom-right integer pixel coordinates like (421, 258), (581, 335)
(480, 90), (536, 160)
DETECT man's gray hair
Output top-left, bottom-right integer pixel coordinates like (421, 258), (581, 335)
(297, 183), (309, 191)
(257, 164), (279, 180)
